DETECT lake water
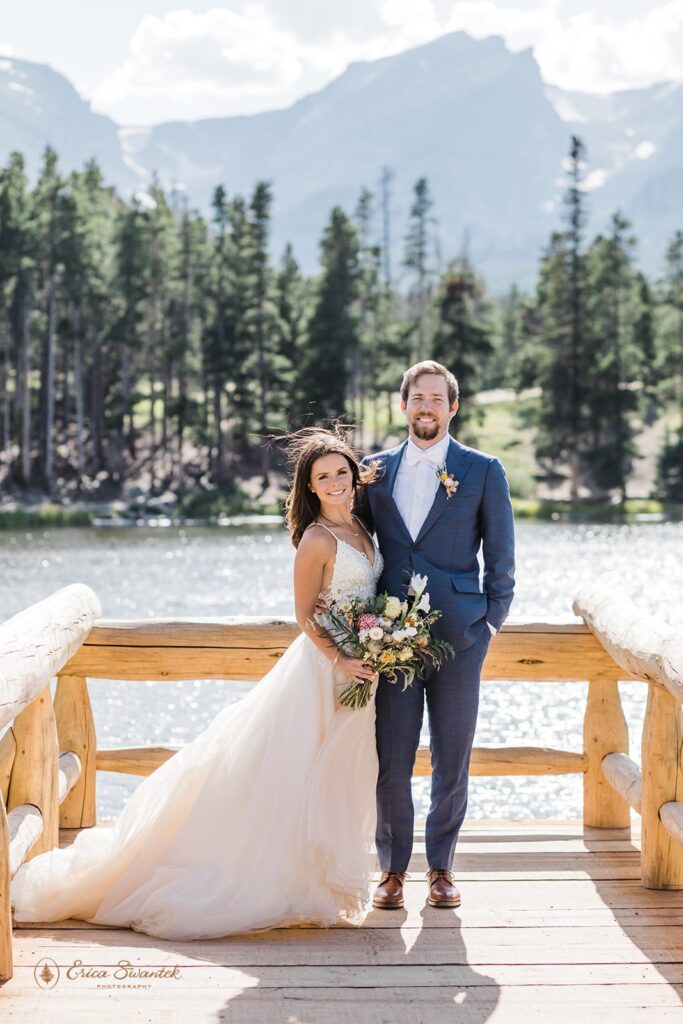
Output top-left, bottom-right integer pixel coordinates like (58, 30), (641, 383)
(1, 520), (681, 821)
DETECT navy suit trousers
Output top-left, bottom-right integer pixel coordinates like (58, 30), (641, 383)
(375, 618), (491, 872)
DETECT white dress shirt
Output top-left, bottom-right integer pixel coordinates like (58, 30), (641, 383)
(393, 435), (450, 541)
(392, 435), (497, 636)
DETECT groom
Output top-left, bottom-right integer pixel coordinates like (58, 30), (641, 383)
(357, 360), (515, 909)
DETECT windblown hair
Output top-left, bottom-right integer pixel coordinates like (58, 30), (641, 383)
(281, 425), (377, 547)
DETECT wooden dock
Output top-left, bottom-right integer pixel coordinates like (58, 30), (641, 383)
(2, 583), (683, 1020)
(4, 816), (683, 1022)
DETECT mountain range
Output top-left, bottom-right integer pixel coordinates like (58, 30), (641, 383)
(1, 32), (682, 291)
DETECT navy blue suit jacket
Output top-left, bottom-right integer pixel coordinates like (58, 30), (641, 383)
(358, 437), (515, 651)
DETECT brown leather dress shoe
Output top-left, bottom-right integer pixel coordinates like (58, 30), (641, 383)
(427, 869), (461, 908)
(372, 871), (406, 909)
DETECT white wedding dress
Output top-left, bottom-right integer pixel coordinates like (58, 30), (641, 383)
(11, 532), (383, 940)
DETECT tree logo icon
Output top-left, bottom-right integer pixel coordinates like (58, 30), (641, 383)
(34, 956), (60, 989)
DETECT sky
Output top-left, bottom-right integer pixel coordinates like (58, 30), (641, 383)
(2, 1), (683, 125)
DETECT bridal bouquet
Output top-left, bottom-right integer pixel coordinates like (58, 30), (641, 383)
(314, 573), (454, 710)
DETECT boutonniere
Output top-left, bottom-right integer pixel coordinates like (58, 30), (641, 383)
(435, 465), (459, 499)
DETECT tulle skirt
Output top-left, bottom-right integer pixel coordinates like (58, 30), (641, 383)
(11, 634), (378, 939)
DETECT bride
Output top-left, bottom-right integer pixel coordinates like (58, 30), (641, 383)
(11, 429), (382, 939)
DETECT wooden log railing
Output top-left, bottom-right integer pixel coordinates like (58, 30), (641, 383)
(574, 585), (683, 890)
(0, 584), (101, 982)
(0, 582), (680, 982)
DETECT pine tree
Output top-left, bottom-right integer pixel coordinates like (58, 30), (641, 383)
(33, 147), (68, 492)
(431, 260), (494, 438)
(207, 185), (230, 480)
(58, 161), (116, 483)
(299, 207), (360, 422)
(248, 182), (275, 486)
(632, 271), (657, 423)
(404, 177), (435, 361)
(0, 152), (36, 488)
(223, 195), (255, 457)
(563, 135), (588, 500)
(353, 188), (383, 448)
(583, 212), (639, 501)
(111, 198), (149, 469)
(655, 230), (683, 500)
(0, 150), (34, 487)
(534, 233), (580, 476)
(172, 200), (210, 487)
(534, 137), (590, 498)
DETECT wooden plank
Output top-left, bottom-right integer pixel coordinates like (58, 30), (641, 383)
(60, 619), (633, 682)
(80, 619), (593, 648)
(7, 945), (683, 986)
(97, 744), (588, 778)
(11, 923), (683, 965)
(2, 990), (683, 1024)
(13, 905), (683, 931)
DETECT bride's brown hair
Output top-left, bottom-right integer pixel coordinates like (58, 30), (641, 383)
(282, 426), (377, 547)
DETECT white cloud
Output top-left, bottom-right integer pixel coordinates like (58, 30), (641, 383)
(634, 140), (656, 160)
(581, 167), (609, 191)
(93, 6), (306, 123)
(444, 0), (683, 93)
(91, 1), (683, 124)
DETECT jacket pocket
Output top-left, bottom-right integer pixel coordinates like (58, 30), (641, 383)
(451, 574), (483, 594)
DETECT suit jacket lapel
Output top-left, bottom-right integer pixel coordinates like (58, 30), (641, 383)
(377, 441), (413, 545)
(414, 437), (471, 545)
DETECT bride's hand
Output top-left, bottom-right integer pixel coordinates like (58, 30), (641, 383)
(335, 655), (378, 684)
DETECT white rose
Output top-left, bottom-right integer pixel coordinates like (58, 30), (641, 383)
(408, 573), (428, 597)
(391, 629), (406, 642)
(384, 596), (402, 620)
(417, 593), (431, 613)
(405, 626), (418, 637)
(369, 627), (384, 641)
(359, 629), (370, 642)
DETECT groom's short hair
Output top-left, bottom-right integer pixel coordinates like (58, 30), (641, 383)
(401, 361), (459, 405)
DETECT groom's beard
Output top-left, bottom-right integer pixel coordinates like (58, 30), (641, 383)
(411, 418), (440, 441)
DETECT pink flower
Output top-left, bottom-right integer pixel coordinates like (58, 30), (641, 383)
(356, 613), (379, 631)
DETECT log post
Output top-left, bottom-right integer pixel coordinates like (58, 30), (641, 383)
(0, 794), (11, 982)
(6, 684), (59, 860)
(0, 728), (16, 804)
(641, 684), (683, 889)
(54, 675), (97, 827)
(583, 673), (631, 829)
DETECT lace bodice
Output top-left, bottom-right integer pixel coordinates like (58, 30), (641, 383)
(308, 523), (384, 604)
(327, 537), (383, 603)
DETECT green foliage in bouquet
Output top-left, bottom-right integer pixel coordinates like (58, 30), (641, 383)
(314, 574), (455, 710)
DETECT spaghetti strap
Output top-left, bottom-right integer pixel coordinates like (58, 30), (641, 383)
(305, 521), (339, 544)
